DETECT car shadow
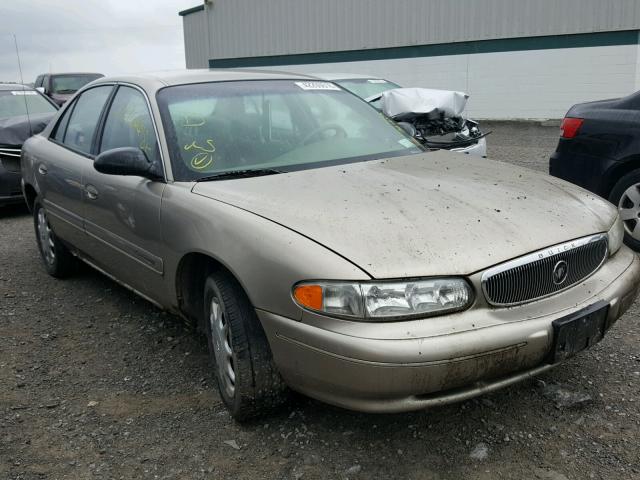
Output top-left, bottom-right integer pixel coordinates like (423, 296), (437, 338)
(0, 202), (29, 219)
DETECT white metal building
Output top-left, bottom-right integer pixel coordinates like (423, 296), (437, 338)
(180, 0), (640, 119)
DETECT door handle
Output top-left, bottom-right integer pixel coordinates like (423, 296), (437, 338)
(85, 184), (99, 200)
(38, 164), (48, 175)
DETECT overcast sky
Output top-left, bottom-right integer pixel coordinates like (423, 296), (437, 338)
(0, 0), (198, 83)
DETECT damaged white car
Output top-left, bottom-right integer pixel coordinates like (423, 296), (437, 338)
(315, 73), (487, 158)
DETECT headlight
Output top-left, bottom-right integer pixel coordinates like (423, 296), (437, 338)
(293, 278), (473, 321)
(607, 214), (624, 256)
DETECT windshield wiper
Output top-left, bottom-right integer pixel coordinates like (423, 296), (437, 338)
(195, 168), (284, 182)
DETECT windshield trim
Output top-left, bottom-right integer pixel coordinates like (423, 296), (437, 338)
(178, 149), (424, 183)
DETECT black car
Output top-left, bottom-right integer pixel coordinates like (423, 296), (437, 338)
(549, 91), (640, 250)
(0, 84), (58, 206)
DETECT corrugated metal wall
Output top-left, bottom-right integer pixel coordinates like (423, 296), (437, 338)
(184, 0), (640, 62)
(183, 9), (209, 68)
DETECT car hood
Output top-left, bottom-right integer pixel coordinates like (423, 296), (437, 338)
(0, 112), (56, 146)
(192, 152), (616, 279)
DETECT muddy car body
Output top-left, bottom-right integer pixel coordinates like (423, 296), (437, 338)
(20, 70), (640, 419)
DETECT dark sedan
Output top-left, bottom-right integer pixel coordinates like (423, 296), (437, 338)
(0, 84), (58, 206)
(549, 91), (640, 250)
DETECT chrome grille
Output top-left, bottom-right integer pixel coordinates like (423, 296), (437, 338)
(482, 234), (608, 306)
(0, 147), (21, 173)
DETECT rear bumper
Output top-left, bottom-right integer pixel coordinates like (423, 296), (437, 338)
(549, 147), (616, 197)
(259, 247), (640, 413)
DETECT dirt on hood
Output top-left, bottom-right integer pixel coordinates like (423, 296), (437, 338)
(192, 151), (616, 279)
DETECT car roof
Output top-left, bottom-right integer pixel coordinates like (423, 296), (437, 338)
(312, 73), (385, 81)
(38, 72), (104, 76)
(0, 83), (33, 91)
(92, 69), (316, 90)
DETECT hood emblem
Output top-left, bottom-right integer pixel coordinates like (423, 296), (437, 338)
(552, 260), (568, 285)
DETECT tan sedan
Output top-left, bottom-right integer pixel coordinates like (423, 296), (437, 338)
(20, 70), (640, 420)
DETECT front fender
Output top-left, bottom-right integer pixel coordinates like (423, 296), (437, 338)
(160, 183), (371, 320)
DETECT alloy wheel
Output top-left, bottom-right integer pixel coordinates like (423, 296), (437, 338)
(618, 183), (640, 240)
(37, 208), (56, 265)
(209, 295), (236, 398)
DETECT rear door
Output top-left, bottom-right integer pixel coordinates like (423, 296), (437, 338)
(81, 84), (166, 298)
(41, 85), (113, 246)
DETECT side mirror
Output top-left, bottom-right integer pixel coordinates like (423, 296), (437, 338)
(36, 87), (45, 94)
(397, 121), (417, 137)
(94, 147), (161, 180)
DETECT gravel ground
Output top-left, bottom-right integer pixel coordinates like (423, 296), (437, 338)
(2, 123), (639, 480)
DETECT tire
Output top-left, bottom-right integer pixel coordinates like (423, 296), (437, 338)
(203, 270), (288, 421)
(609, 170), (640, 252)
(33, 199), (78, 278)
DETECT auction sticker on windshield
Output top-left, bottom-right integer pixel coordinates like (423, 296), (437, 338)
(295, 81), (341, 91)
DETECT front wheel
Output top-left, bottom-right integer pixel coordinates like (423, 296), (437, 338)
(33, 199), (77, 278)
(609, 170), (640, 251)
(203, 270), (288, 421)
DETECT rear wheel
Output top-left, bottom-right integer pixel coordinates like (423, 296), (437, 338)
(203, 270), (288, 421)
(609, 170), (640, 251)
(33, 199), (77, 277)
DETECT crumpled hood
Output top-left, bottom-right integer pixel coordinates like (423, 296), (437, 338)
(381, 87), (469, 119)
(0, 112), (56, 146)
(192, 152), (617, 279)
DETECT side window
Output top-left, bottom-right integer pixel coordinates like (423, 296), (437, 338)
(100, 86), (160, 165)
(63, 86), (112, 154)
(35, 76), (43, 88)
(52, 101), (75, 143)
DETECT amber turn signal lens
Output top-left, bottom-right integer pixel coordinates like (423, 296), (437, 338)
(293, 284), (323, 310)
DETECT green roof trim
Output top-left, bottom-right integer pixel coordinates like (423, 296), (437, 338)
(209, 30), (639, 68)
(179, 5), (204, 17)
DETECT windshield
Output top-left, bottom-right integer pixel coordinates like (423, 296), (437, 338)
(157, 80), (423, 181)
(51, 74), (102, 94)
(335, 78), (401, 101)
(0, 90), (57, 119)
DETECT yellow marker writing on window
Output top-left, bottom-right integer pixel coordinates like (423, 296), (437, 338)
(183, 117), (206, 127)
(184, 139), (216, 170)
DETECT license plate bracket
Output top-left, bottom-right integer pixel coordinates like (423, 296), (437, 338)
(551, 301), (609, 364)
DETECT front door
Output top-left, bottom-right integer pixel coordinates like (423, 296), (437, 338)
(81, 85), (166, 299)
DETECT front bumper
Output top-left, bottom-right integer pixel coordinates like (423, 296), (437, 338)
(0, 159), (23, 206)
(258, 246), (640, 413)
(450, 137), (487, 158)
